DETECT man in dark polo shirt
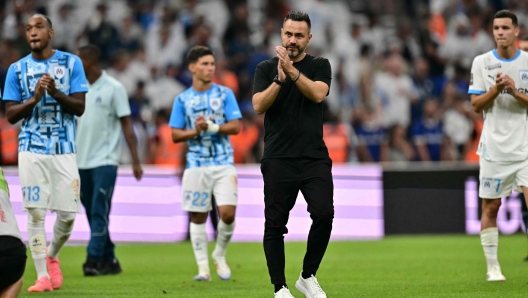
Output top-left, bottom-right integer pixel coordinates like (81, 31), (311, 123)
(252, 10), (333, 298)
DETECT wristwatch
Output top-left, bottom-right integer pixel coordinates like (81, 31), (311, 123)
(273, 75), (284, 86)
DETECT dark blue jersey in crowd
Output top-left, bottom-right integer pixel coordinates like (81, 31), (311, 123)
(356, 125), (386, 162)
(411, 119), (443, 161)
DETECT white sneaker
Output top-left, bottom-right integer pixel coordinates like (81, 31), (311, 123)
(212, 253), (231, 280)
(275, 286), (295, 298)
(295, 273), (327, 298)
(486, 265), (506, 282)
(193, 273), (212, 281)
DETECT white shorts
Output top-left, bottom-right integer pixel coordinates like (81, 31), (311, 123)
(479, 157), (528, 199)
(19, 152), (81, 212)
(181, 165), (238, 212)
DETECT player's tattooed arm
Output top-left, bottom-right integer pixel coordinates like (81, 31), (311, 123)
(5, 77), (46, 124)
(470, 72), (504, 113)
(40, 74), (85, 116)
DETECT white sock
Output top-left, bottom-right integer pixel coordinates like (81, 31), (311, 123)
(27, 208), (49, 279)
(190, 223), (209, 275)
(47, 211), (76, 258)
(213, 220), (235, 258)
(34, 258), (48, 280)
(481, 227), (500, 271)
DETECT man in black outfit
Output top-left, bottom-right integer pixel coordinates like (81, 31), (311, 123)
(252, 11), (333, 298)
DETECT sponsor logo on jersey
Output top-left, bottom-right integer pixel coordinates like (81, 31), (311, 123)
(495, 87), (528, 95)
(520, 70), (528, 83)
(486, 63), (501, 70)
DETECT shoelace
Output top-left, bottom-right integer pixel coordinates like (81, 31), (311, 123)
(307, 276), (326, 295)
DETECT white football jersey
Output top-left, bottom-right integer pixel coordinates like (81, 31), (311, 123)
(0, 188), (22, 241)
(469, 49), (528, 162)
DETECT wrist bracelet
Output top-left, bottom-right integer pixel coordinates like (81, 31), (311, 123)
(206, 121), (220, 133)
(292, 70), (301, 82)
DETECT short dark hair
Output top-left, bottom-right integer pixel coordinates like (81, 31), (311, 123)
(78, 44), (101, 63)
(284, 11), (311, 31)
(186, 45), (214, 64)
(31, 14), (53, 28)
(493, 10), (518, 27)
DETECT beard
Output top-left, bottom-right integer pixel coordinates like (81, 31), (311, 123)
(284, 43), (306, 58)
(30, 39), (49, 53)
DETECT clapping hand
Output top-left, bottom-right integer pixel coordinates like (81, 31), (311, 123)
(195, 115), (208, 133)
(40, 73), (58, 97)
(276, 46), (293, 79)
(34, 77), (46, 103)
(500, 74), (516, 94)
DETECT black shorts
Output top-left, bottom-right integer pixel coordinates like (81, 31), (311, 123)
(0, 236), (27, 291)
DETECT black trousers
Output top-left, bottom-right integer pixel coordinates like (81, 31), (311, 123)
(0, 236), (26, 291)
(261, 157), (334, 285)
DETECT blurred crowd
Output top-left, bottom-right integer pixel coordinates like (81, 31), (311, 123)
(0, 0), (523, 166)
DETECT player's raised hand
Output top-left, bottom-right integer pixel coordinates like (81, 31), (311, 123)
(276, 46), (293, 75)
(277, 58), (287, 82)
(41, 73), (58, 97)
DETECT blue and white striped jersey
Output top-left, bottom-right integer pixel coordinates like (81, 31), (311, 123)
(169, 84), (242, 168)
(2, 50), (88, 155)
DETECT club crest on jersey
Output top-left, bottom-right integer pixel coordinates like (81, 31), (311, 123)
(210, 97), (221, 111)
(520, 70), (528, 83)
(54, 66), (66, 79)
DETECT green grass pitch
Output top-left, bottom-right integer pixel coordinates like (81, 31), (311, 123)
(17, 234), (528, 297)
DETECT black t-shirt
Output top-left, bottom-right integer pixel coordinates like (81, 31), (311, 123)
(253, 54), (332, 160)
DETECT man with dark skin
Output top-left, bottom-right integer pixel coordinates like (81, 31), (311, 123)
(77, 44), (143, 276)
(2, 14), (88, 292)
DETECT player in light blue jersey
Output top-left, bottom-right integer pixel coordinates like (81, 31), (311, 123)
(2, 14), (88, 292)
(170, 46), (241, 281)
